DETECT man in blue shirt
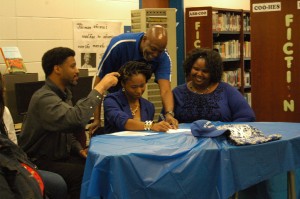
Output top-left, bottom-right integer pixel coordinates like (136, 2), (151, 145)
(90, 25), (178, 134)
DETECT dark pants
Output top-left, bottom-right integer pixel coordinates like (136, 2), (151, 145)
(36, 156), (85, 199)
(39, 170), (68, 199)
(0, 168), (15, 199)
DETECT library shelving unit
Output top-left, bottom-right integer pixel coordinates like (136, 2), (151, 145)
(131, 8), (177, 120)
(243, 10), (251, 105)
(185, 7), (251, 105)
(250, 0), (300, 121)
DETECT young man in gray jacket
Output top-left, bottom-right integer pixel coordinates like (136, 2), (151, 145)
(19, 47), (119, 199)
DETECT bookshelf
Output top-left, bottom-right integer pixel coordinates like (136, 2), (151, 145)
(131, 8), (177, 120)
(250, 0), (300, 122)
(185, 7), (251, 105)
(243, 11), (251, 106)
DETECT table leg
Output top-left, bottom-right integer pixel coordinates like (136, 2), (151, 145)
(288, 170), (296, 199)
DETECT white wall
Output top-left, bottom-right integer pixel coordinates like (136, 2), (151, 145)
(0, 0), (250, 81)
(0, 0), (139, 80)
(184, 0), (250, 10)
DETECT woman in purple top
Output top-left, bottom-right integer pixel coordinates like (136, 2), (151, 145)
(173, 48), (255, 123)
(104, 61), (172, 133)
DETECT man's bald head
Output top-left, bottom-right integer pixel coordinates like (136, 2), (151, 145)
(141, 25), (168, 61)
(145, 25), (168, 48)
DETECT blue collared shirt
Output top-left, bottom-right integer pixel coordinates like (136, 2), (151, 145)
(97, 32), (172, 93)
(103, 90), (155, 133)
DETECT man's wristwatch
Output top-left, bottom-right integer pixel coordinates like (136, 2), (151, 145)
(165, 111), (175, 117)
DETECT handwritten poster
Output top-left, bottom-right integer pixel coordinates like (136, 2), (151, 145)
(73, 20), (122, 72)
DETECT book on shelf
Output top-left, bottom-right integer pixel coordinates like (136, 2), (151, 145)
(212, 12), (241, 32)
(244, 92), (252, 107)
(243, 41), (251, 58)
(213, 40), (240, 59)
(222, 70), (241, 87)
(0, 47), (27, 73)
(243, 14), (251, 32)
(244, 72), (251, 86)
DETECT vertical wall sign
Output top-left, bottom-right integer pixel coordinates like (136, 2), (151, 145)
(251, 0), (300, 122)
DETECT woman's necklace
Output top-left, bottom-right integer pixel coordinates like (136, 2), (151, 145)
(188, 82), (210, 94)
(130, 104), (139, 116)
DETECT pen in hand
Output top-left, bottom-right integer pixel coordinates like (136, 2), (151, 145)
(159, 113), (175, 130)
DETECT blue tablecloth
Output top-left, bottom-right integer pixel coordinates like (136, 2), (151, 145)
(81, 122), (300, 199)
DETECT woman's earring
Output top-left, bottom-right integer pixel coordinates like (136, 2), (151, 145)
(122, 88), (125, 92)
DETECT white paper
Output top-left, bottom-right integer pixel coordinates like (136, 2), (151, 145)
(166, 129), (191, 134)
(111, 131), (158, 136)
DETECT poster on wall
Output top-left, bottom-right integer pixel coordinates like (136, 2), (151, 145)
(73, 20), (122, 73)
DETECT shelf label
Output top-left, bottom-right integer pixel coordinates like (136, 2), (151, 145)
(284, 100), (294, 112)
(298, 1), (300, 9)
(252, 2), (281, 12)
(283, 14), (294, 112)
(189, 10), (207, 17)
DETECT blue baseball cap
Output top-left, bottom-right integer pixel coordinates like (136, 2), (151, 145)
(191, 120), (229, 138)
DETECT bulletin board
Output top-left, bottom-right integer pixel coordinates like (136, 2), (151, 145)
(73, 20), (122, 73)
